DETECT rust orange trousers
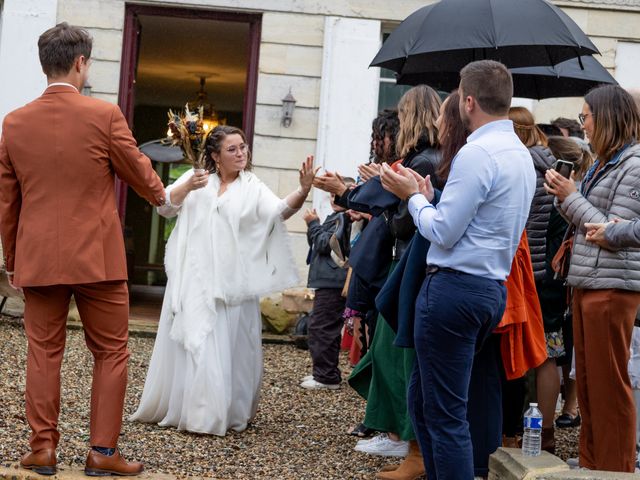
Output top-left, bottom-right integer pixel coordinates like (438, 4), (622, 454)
(572, 287), (640, 472)
(22, 281), (129, 451)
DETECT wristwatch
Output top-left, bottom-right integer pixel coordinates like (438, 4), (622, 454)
(406, 191), (422, 202)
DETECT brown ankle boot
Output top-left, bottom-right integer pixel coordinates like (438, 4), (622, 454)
(376, 440), (424, 480)
(379, 464), (401, 472)
(541, 427), (555, 455)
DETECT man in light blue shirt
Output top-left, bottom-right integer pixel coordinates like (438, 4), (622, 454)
(381, 60), (535, 480)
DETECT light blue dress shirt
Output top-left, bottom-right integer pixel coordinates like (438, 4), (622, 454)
(408, 119), (535, 280)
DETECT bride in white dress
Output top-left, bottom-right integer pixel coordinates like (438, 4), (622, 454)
(131, 125), (316, 435)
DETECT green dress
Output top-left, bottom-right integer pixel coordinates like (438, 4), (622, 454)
(348, 281), (416, 441)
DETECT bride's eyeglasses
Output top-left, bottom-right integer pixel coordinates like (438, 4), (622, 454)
(225, 144), (249, 155)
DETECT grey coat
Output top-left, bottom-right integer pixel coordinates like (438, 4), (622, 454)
(525, 146), (557, 280)
(605, 218), (640, 248)
(557, 143), (640, 291)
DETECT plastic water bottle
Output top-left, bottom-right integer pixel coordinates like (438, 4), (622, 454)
(522, 402), (543, 456)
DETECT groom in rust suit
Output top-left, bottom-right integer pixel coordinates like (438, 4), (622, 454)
(0, 23), (165, 476)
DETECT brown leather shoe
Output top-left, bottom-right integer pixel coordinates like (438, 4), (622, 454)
(85, 449), (144, 477)
(20, 448), (57, 476)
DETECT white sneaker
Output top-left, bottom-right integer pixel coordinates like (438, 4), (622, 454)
(356, 433), (385, 448)
(299, 378), (340, 390)
(301, 375), (313, 382)
(354, 433), (409, 457)
(566, 457), (579, 469)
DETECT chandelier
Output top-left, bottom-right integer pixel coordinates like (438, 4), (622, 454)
(188, 75), (224, 133)
(166, 75), (225, 138)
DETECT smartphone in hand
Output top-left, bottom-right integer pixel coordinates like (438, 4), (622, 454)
(554, 159), (574, 179)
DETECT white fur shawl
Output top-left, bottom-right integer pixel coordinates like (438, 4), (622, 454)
(159, 170), (299, 352)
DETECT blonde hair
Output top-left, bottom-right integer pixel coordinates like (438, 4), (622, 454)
(396, 85), (441, 159)
(509, 107), (548, 148)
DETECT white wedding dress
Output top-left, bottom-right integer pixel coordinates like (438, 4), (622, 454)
(130, 170), (299, 435)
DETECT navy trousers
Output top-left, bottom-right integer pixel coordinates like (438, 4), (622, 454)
(408, 270), (506, 480)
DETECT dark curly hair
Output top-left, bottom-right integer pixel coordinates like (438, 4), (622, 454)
(370, 109), (399, 164)
(204, 125), (253, 173)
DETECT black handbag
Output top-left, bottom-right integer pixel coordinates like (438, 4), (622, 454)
(329, 213), (351, 268)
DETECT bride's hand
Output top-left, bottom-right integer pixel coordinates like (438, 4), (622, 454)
(188, 169), (209, 191)
(299, 155), (319, 194)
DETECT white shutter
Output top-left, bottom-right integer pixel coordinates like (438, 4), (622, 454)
(314, 16), (381, 219)
(615, 42), (640, 90)
(0, 0), (57, 130)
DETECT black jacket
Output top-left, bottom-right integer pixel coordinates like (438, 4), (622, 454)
(391, 143), (441, 259)
(525, 145), (557, 280)
(334, 141), (440, 262)
(306, 211), (349, 289)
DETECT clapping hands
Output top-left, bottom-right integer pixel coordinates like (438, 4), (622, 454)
(380, 163), (434, 202)
(313, 171), (348, 196)
(357, 163), (381, 182)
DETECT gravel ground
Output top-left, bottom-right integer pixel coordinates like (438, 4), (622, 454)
(0, 316), (578, 479)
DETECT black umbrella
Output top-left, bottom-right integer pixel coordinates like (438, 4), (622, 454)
(510, 55), (617, 99)
(397, 56), (617, 100)
(139, 139), (185, 164)
(371, 0), (599, 75)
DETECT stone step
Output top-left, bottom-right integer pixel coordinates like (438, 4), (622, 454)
(489, 447), (640, 479)
(0, 463), (187, 480)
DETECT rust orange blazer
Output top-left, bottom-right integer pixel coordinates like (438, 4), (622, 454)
(0, 85), (165, 287)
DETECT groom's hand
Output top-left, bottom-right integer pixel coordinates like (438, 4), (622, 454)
(7, 274), (22, 294)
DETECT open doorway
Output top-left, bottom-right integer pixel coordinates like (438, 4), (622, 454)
(117, 5), (261, 320)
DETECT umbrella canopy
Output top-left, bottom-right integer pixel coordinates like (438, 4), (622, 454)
(371, 0), (599, 75)
(139, 139), (186, 164)
(397, 56), (617, 100)
(510, 55), (617, 99)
